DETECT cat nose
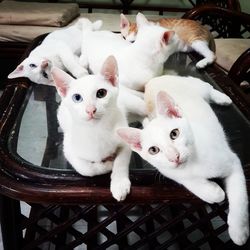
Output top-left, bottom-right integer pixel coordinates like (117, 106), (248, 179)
(168, 151), (180, 164)
(86, 106), (96, 115)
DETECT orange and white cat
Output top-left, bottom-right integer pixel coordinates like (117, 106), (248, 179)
(120, 13), (216, 69)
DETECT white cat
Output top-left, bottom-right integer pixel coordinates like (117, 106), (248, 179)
(80, 13), (177, 91)
(8, 18), (102, 85)
(120, 13), (216, 69)
(51, 55), (133, 201)
(117, 75), (249, 245)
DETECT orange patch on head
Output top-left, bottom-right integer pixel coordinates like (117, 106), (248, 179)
(129, 22), (138, 35)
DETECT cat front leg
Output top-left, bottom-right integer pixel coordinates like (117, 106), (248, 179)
(190, 40), (216, 69)
(59, 50), (88, 78)
(110, 146), (131, 202)
(225, 156), (249, 246)
(79, 54), (89, 69)
(209, 88), (232, 106)
(180, 178), (225, 204)
(119, 87), (147, 117)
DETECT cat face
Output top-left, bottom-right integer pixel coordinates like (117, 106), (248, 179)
(8, 56), (53, 85)
(52, 55), (119, 123)
(65, 75), (118, 122)
(117, 91), (194, 173)
(121, 12), (176, 59)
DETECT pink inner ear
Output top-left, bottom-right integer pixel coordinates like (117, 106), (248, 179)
(17, 65), (24, 72)
(41, 60), (49, 69)
(157, 91), (182, 118)
(167, 106), (181, 118)
(57, 85), (68, 97)
(120, 14), (129, 29)
(162, 31), (175, 44)
(101, 56), (118, 87)
(117, 128), (142, 151)
(51, 68), (72, 97)
(121, 20), (128, 29)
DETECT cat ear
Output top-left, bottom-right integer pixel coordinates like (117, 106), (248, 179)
(136, 12), (149, 28)
(117, 127), (142, 152)
(162, 31), (175, 45)
(51, 67), (74, 97)
(156, 91), (182, 118)
(41, 59), (51, 69)
(120, 13), (129, 29)
(101, 55), (118, 87)
(8, 63), (25, 79)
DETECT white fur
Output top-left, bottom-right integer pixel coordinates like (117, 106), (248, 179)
(52, 56), (134, 201)
(144, 75), (232, 118)
(80, 13), (178, 91)
(8, 18), (101, 85)
(120, 13), (216, 68)
(117, 75), (249, 245)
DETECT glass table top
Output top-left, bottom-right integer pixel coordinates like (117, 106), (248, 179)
(7, 53), (250, 173)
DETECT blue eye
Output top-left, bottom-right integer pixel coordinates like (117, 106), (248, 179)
(72, 93), (83, 103)
(29, 63), (37, 68)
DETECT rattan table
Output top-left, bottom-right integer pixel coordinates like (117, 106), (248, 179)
(0, 35), (249, 250)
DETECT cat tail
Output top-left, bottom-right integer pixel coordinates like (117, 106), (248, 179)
(75, 18), (103, 32)
(225, 155), (249, 246)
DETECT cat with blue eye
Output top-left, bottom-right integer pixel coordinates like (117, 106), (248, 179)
(51, 56), (147, 201)
(8, 18), (102, 85)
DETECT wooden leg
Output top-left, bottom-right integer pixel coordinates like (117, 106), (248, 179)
(0, 195), (23, 250)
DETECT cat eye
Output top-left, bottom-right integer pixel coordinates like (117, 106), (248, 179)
(148, 146), (160, 155)
(96, 89), (107, 98)
(29, 63), (37, 68)
(170, 129), (180, 140)
(42, 71), (48, 79)
(72, 94), (83, 103)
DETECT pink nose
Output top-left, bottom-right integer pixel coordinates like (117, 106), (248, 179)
(86, 106), (96, 116)
(169, 152), (180, 164)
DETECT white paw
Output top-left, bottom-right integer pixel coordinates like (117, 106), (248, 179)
(196, 59), (209, 69)
(202, 183), (225, 204)
(228, 221), (249, 245)
(196, 55), (215, 69)
(72, 68), (88, 78)
(214, 93), (232, 106)
(110, 177), (131, 202)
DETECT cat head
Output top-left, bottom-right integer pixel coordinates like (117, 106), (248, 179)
(131, 13), (176, 63)
(120, 13), (138, 43)
(117, 91), (194, 174)
(8, 56), (53, 85)
(52, 55), (119, 123)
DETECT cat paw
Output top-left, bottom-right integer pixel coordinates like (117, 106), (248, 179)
(202, 183), (225, 204)
(71, 68), (88, 78)
(110, 177), (131, 202)
(196, 56), (215, 69)
(228, 222), (249, 245)
(196, 59), (209, 69)
(211, 91), (232, 106)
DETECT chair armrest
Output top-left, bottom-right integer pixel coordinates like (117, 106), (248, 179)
(228, 48), (250, 90)
(182, 5), (250, 38)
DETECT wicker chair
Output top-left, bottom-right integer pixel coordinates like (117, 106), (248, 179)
(183, 4), (250, 113)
